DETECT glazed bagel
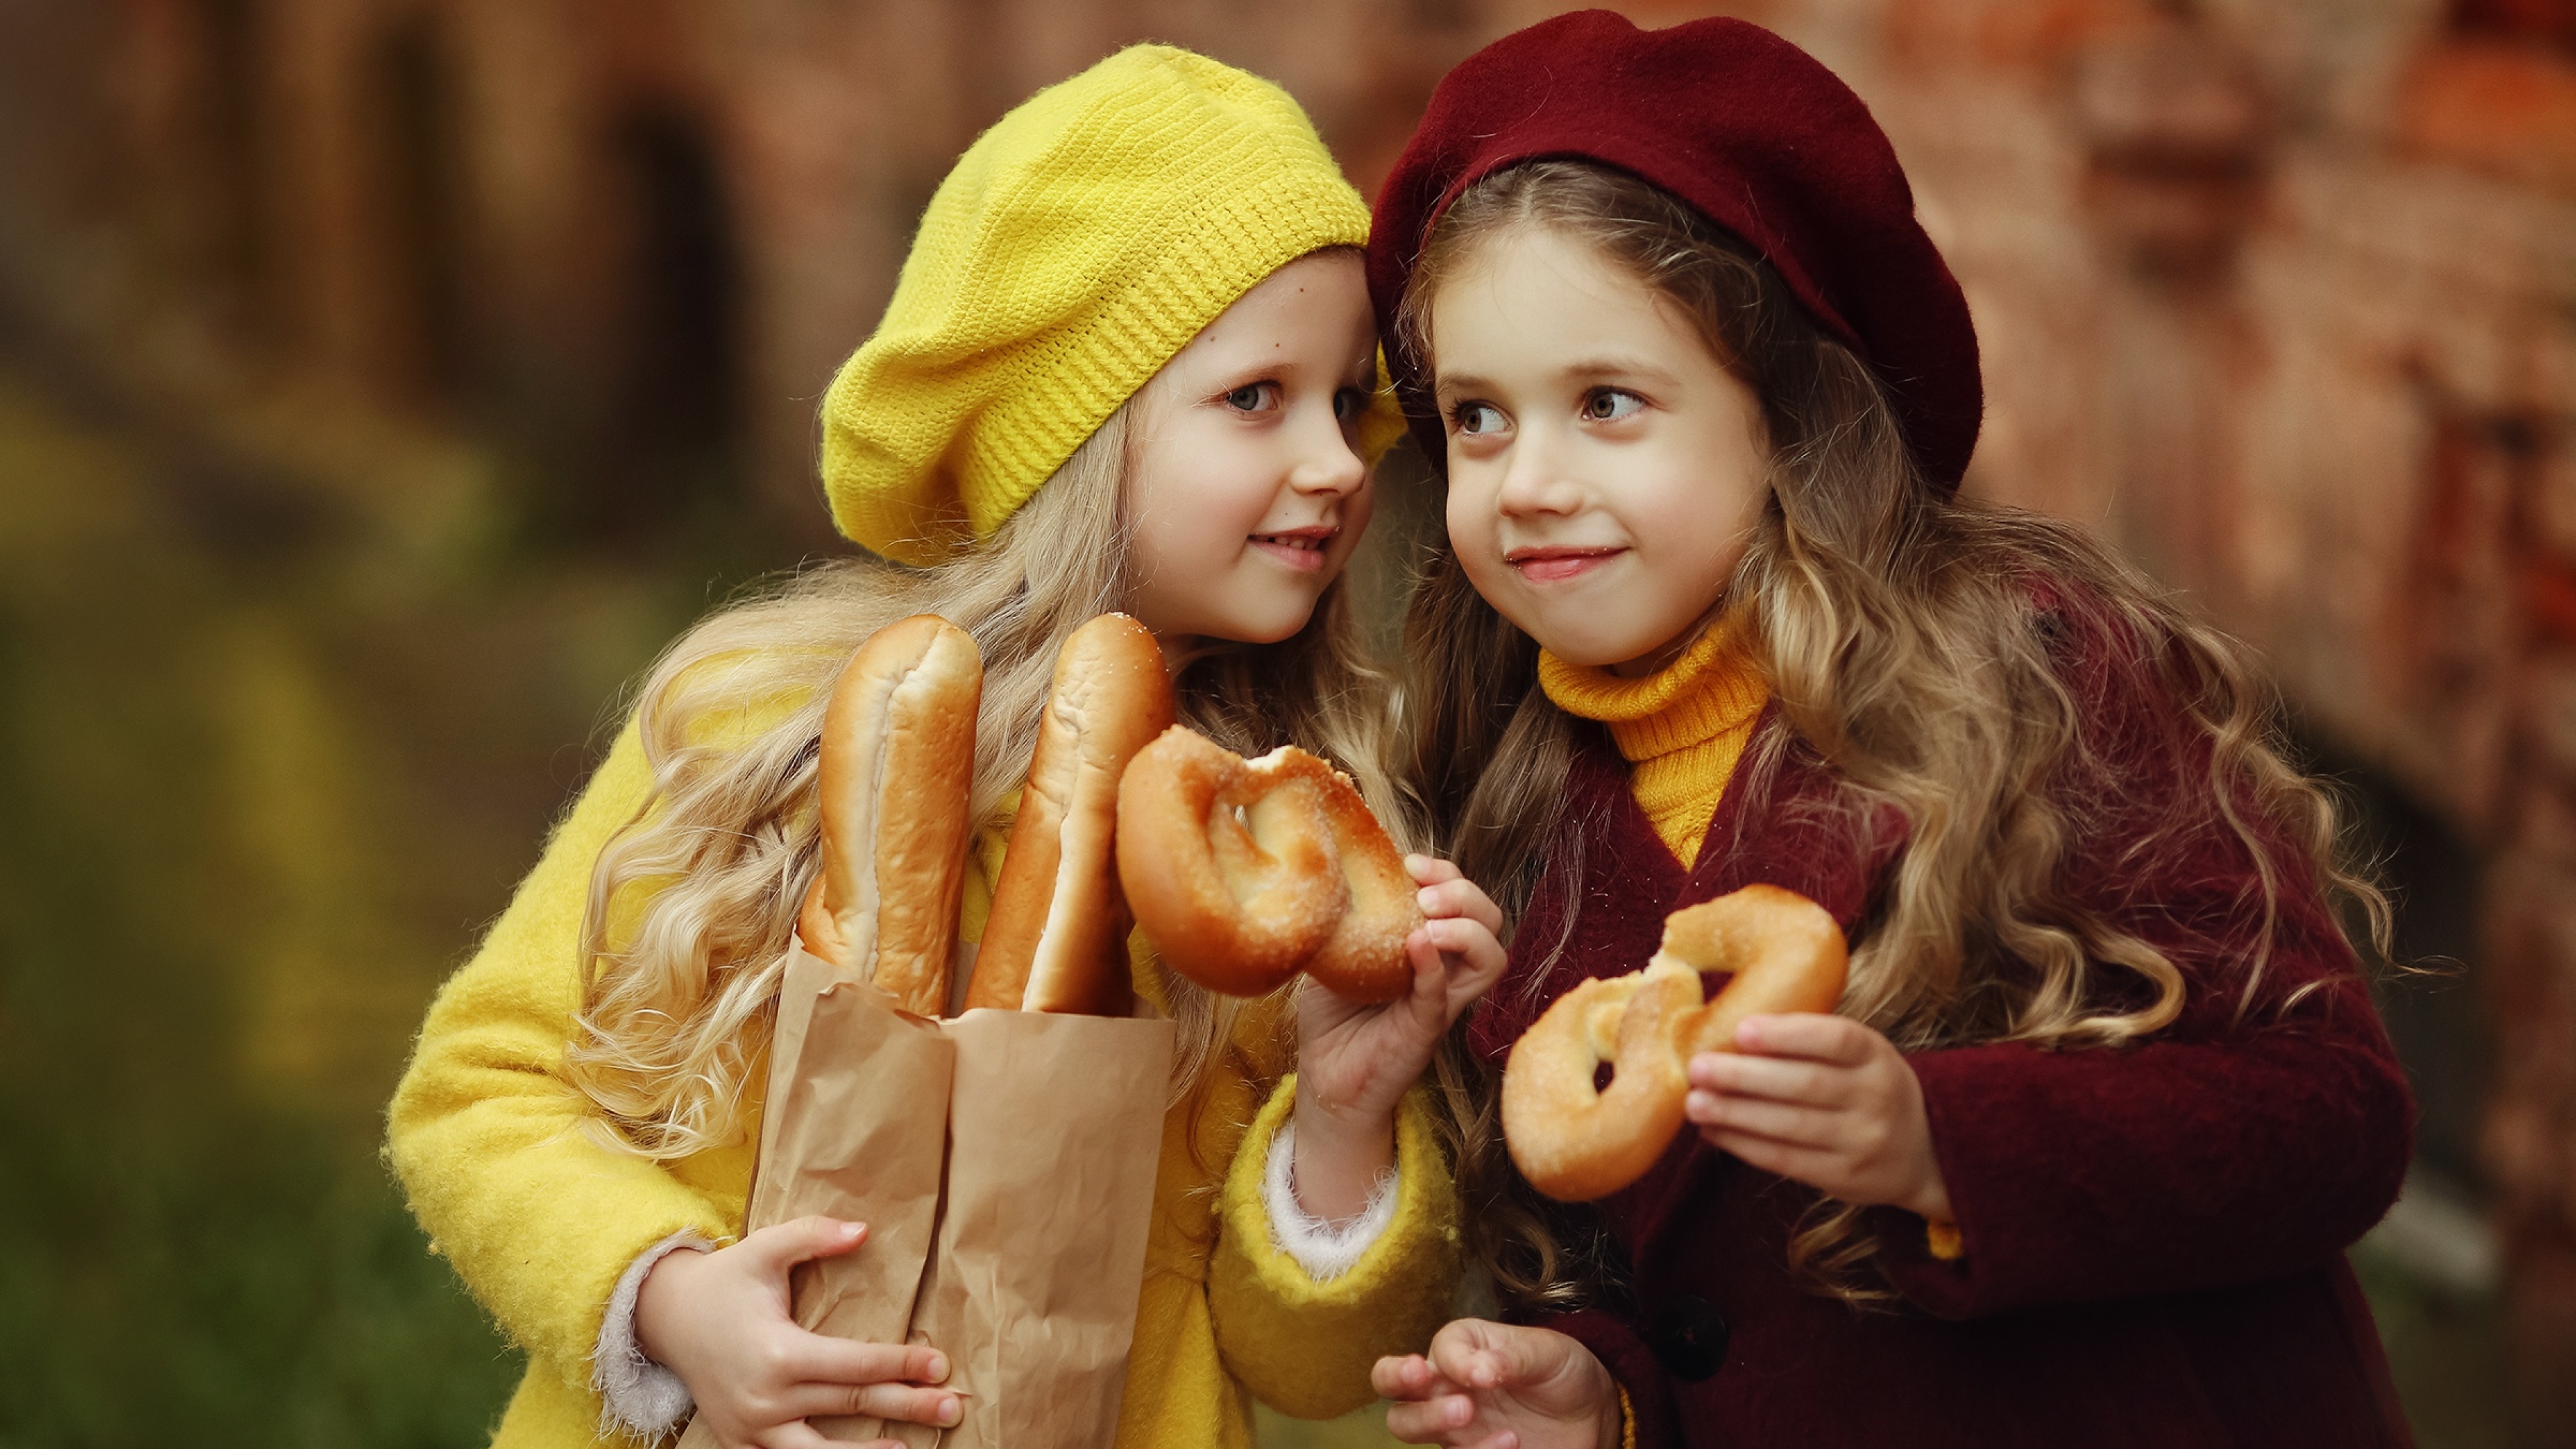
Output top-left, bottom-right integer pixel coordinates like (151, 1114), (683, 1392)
(1116, 727), (1421, 1002)
(1501, 883), (1847, 1202)
(797, 614), (981, 1017)
(964, 614), (1174, 1016)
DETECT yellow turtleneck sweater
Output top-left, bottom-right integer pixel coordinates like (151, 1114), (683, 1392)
(1537, 613), (1771, 867)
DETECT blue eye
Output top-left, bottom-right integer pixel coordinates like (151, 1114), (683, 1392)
(1225, 382), (1281, 413)
(1452, 401), (1507, 435)
(1583, 389), (1644, 421)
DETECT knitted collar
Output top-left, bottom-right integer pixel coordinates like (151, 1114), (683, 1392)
(1536, 611), (1769, 763)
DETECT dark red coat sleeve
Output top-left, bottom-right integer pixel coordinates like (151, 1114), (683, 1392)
(1876, 594), (2415, 1318)
(1880, 975), (2412, 1319)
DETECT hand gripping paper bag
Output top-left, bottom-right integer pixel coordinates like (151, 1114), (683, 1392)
(679, 941), (1173, 1448)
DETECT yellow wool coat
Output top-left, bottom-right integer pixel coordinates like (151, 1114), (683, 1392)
(386, 720), (1460, 1447)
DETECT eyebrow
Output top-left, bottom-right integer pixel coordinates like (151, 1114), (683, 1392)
(1552, 356), (1682, 386)
(1432, 356), (1683, 395)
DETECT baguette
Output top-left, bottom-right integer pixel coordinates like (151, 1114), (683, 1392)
(966, 613), (1173, 1014)
(798, 614), (981, 1016)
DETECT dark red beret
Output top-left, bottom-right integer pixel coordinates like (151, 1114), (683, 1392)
(1369, 9), (1983, 494)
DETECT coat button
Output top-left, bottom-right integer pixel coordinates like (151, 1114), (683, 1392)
(1649, 1295), (1729, 1381)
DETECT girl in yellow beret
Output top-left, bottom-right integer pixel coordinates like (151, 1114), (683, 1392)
(387, 44), (1502, 1449)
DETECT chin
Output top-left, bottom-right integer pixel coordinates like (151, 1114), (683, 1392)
(1230, 616), (1311, 647)
(1534, 630), (1660, 669)
(1222, 598), (1322, 646)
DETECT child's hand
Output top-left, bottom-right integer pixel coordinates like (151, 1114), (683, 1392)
(1375, 1318), (1623, 1448)
(1291, 856), (1507, 1220)
(635, 1216), (959, 1448)
(1686, 1014), (1953, 1221)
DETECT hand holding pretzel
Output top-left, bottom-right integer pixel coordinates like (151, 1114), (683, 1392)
(1293, 854), (1507, 1220)
(1502, 885), (1849, 1203)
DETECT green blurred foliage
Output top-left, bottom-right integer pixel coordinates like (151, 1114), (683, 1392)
(0, 364), (657, 1442)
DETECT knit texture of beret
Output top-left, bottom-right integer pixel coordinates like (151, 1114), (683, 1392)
(821, 44), (1373, 563)
(1368, 10), (1984, 494)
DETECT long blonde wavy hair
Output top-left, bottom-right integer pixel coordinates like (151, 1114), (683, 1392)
(562, 402), (1402, 1161)
(1390, 161), (2392, 1306)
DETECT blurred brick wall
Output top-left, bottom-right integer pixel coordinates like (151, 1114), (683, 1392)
(1800, 3), (2576, 1434)
(4, 0), (2573, 1436)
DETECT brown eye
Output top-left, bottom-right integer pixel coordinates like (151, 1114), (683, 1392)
(1583, 389), (1644, 421)
(1452, 401), (1507, 435)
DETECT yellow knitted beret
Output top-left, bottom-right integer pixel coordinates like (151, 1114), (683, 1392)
(820, 45), (1375, 564)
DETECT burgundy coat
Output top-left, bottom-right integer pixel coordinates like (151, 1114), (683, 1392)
(1466, 622), (2416, 1447)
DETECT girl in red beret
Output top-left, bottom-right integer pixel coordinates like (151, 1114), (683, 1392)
(1364, 11), (2415, 1448)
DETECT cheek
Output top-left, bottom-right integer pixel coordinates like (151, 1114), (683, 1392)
(1443, 486), (1501, 582)
(1334, 485), (1377, 565)
(1443, 475), (1499, 561)
(1635, 444), (1761, 588)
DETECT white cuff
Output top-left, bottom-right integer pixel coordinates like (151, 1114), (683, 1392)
(593, 1230), (714, 1438)
(1263, 1118), (1399, 1282)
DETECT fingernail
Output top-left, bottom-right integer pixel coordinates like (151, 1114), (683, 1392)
(843, 1221), (867, 1239)
(1417, 886), (1440, 910)
(941, 1395), (961, 1427)
(1688, 1091), (1713, 1116)
(928, 1352), (949, 1381)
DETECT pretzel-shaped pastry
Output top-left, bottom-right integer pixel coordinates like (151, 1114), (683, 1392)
(1116, 725), (1421, 1002)
(1502, 884), (1847, 1202)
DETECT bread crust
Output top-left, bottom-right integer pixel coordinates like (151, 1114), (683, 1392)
(966, 613), (1173, 1014)
(1502, 883), (1847, 1201)
(1116, 727), (1422, 1002)
(800, 613), (981, 1017)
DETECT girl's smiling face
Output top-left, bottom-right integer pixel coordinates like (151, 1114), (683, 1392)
(1126, 249), (1379, 653)
(1430, 226), (1771, 673)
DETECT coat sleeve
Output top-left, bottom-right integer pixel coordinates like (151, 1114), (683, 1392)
(1206, 1075), (1464, 1419)
(1880, 975), (2412, 1319)
(384, 722), (739, 1391)
(1872, 594), (2416, 1319)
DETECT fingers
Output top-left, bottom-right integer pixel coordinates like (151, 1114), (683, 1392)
(782, 1336), (949, 1388)
(1409, 861), (1505, 935)
(776, 1378), (962, 1428)
(1687, 1050), (1848, 1104)
(1405, 853), (1462, 887)
(761, 1424), (902, 1449)
(1385, 1391), (1482, 1444)
(744, 1216), (868, 1276)
(1411, 917), (1505, 976)
(1375, 1352), (1441, 1401)
(1698, 1125), (1849, 1187)
(1729, 1012), (1876, 1063)
(1686, 1089), (1842, 1144)
(1425, 1318), (1551, 1391)
(1403, 916), (1507, 1010)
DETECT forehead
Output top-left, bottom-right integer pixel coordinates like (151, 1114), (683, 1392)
(1426, 225), (1696, 360)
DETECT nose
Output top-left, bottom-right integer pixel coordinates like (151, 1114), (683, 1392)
(1493, 421), (1580, 518)
(1287, 412), (1366, 498)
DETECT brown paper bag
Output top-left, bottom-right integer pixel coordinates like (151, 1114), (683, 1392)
(679, 943), (1173, 1449)
(890, 1005), (1174, 1447)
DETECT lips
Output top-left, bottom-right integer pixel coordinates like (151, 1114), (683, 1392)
(1250, 526), (1337, 573)
(1506, 545), (1623, 583)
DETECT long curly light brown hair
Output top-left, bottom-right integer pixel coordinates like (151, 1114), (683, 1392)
(1389, 160), (2390, 1307)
